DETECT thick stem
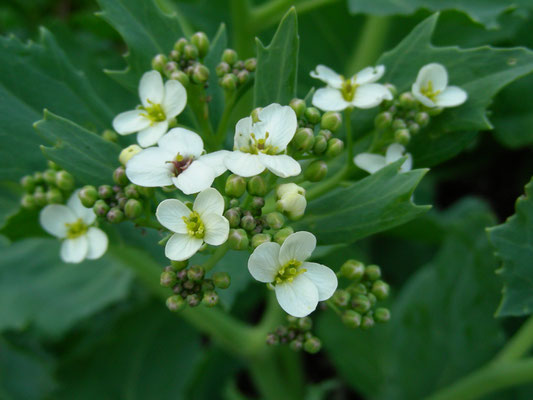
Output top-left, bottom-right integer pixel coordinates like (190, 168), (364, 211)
(202, 243), (230, 271)
(495, 316), (533, 363)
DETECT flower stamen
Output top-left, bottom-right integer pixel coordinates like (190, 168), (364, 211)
(140, 99), (166, 123)
(275, 259), (306, 284)
(183, 211), (205, 239)
(341, 78), (358, 101)
(65, 218), (88, 239)
(421, 80), (441, 101)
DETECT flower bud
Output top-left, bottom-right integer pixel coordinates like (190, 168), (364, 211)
(171, 260), (188, 270)
(119, 144), (142, 165)
(166, 295), (185, 312)
(277, 193), (306, 220)
(107, 207), (124, 224)
(183, 43), (199, 60)
(371, 280), (390, 300)
(297, 316), (313, 331)
(375, 307), (391, 323)
(365, 264), (381, 281)
(202, 279), (215, 291)
(20, 175), (36, 192)
(101, 128), (118, 143)
(229, 198), (240, 208)
(79, 185), (98, 208)
(151, 53), (167, 71)
(352, 294), (371, 314)
(274, 227), (294, 245)
(394, 129), (410, 145)
(169, 49), (180, 61)
(33, 172), (44, 183)
(164, 61), (178, 75)
(93, 199), (109, 217)
(326, 138), (344, 159)
(244, 58), (257, 72)
(160, 270), (177, 287)
(276, 183), (305, 199)
(192, 63), (210, 84)
(367, 292), (377, 306)
(43, 169), (56, 185)
(170, 70), (190, 87)
(408, 122), (420, 135)
(187, 265), (205, 282)
(332, 289), (350, 307)
(304, 107), (321, 124)
(392, 119), (406, 131)
(224, 208), (241, 228)
(113, 166), (128, 186)
(21, 194), (35, 209)
(350, 283), (367, 295)
(237, 70), (249, 84)
(191, 32), (209, 58)
(220, 73), (238, 91)
(213, 271), (231, 289)
(321, 111), (342, 132)
(250, 196), (265, 211)
(216, 62), (230, 77)
(228, 228), (249, 250)
(303, 337), (321, 354)
(304, 160), (328, 182)
(174, 38), (188, 52)
(361, 315), (375, 330)
(124, 184), (140, 199)
(291, 128), (314, 153)
(266, 333), (279, 346)
(124, 198), (143, 219)
(225, 174), (246, 198)
(265, 212), (284, 230)
(415, 111), (430, 127)
(33, 191), (47, 207)
(342, 310), (361, 328)
(46, 188), (63, 204)
(222, 49), (238, 65)
(399, 92), (416, 109)
(187, 293), (201, 307)
(252, 233), (271, 249)
(241, 215), (257, 231)
(98, 185), (113, 199)
(289, 98), (306, 118)
(375, 111), (393, 130)
(202, 291), (219, 307)
(340, 259), (365, 280)
(247, 175), (267, 196)
(313, 135), (328, 154)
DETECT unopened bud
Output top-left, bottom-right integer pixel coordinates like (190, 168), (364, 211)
(160, 270), (177, 287)
(166, 295), (185, 312)
(365, 264), (381, 281)
(124, 198), (143, 219)
(187, 265), (205, 282)
(375, 111), (393, 130)
(93, 199), (109, 217)
(321, 111), (342, 132)
(192, 63), (210, 84)
(372, 280), (390, 300)
(20, 175), (36, 192)
(151, 54), (167, 71)
(252, 233), (271, 249)
(119, 144), (142, 165)
(202, 291), (219, 307)
(361, 315), (375, 330)
(222, 48), (238, 65)
(213, 271), (231, 289)
(289, 98), (306, 118)
(352, 294), (371, 314)
(415, 111), (430, 127)
(326, 138), (344, 159)
(224, 208), (241, 228)
(266, 333), (279, 346)
(184, 43), (199, 60)
(225, 174), (246, 198)
(394, 129), (410, 145)
(124, 184), (140, 199)
(291, 128), (314, 152)
(332, 289), (350, 307)
(303, 337), (321, 354)
(304, 107), (321, 124)
(304, 160), (327, 182)
(408, 122), (420, 135)
(113, 166), (128, 186)
(187, 293), (201, 307)
(342, 310), (361, 328)
(33, 191), (47, 207)
(241, 215), (256, 231)
(313, 135), (328, 154)
(244, 58), (257, 72)
(55, 171), (74, 191)
(107, 207), (124, 224)
(216, 62), (231, 77)
(46, 188), (63, 204)
(21, 194), (35, 209)
(98, 185), (113, 199)
(237, 70), (249, 84)
(79, 185), (98, 208)
(174, 38), (188, 52)
(274, 227), (294, 245)
(276, 183), (305, 199)
(171, 260), (188, 270)
(43, 169), (56, 185)
(220, 73), (238, 91)
(228, 228), (249, 250)
(392, 119), (406, 130)
(170, 70), (190, 87)
(191, 32), (209, 58)
(250, 196), (264, 211)
(277, 193), (306, 220)
(340, 259), (365, 280)
(374, 307), (391, 323)
(247, 176), (267, 196)
(289, 339), (303, 352)
(399, 92), (416, 108)
(265, 212), (284, 229)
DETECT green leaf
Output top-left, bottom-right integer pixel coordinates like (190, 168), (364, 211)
(378, 14), (533, 166)
(96, 0), (185, 90)
(318, 199), (504, 399)
(488, 177), (533, 316)
(35, 110), (120, 185)
(0, 238), (133, 337)
(294, 160), (430, 244)
(253, 8), (299, 107)
(0, 182), (22, 230)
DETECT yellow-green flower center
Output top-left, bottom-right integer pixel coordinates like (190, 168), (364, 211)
(183, 211), (205, 239)
(65, 218), (88, 239)
(275, 259), (306, 284)
(140, 100), (166, 123)
(242, 132), (278, 155)
(341, 78), (358, 102)
(421, 80), (441, 101)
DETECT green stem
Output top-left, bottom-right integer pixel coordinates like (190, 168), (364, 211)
(305, 164), (349, 201)
(134, 218), (163, 230)
(215, 92), (236, 147)
(495, 316), (533, 363)
(344, 107), (354, 168)
(203, 243), (230, 271)
(187, 85), (215, 148)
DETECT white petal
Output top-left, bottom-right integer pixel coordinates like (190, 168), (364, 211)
(165, 233), (203, 261)
(126, 147), (174, 187)
(275, 275), (319, 317)
(277, 183), (305, 198)
(85, 227), (108, 260)
(354, 153), (387, 174)
(354, 65), (385, 84)
(416, 63), (448, 92)
(203, 213), (229, 246)
(435, 86), (467, 108)
(162, 79), (187, 118)
(302, 262), (338, 301)
(225, 151), (265, 177)
(67, 190), (96, 225)
(310, 65), (343, 88)
(193, 187), (225, 217)
(411, 81), (436, 108)
(137, 121), (169, 148)
(60, 236), (88, 264)
(248, 242), (282, 283)
(198, 150), (230, 177)
(351, 83), (392, 109)
(112, 110), (150, 135)
(156, 199), (190, 233)
(385, 143), (406, 164)
(139, 70), (164, 108)
(312, 87), (350, 112)
(258, 154), (301, 178)
(257, 104), (297, 151)
(401, 153), (413, 173)
(173, 161), (216, 195)
(234, 116), (253, 150)
(39, 205), (76, 238)
(279, 231), (316, 265)
(158, 128), (204, 158)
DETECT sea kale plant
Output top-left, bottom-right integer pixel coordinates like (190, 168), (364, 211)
(2, 0), (533, 399)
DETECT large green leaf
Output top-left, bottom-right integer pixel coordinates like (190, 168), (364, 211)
(253, 8), (299, 107)
(295, 160), (430, 244)
(35, 110), (120, 185)
(488, 177), (533, 316)
(378, 14), (533, 167)
(0, 238), (133, 337)
(318, 199), (504, 399)
(0, 182), (22, 230)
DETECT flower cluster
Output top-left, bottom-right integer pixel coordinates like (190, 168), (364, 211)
(266, 315), (322, 354)
(216, 48), (257, 91)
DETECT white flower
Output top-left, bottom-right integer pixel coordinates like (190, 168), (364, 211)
(112, 70), (187, 147)
(311, 65), (393, 111)
(276, 183), (307, 220)
(126, 128), (229, 195)
(354, 143), (412, 174)
(411, 63), (467, 108)
(156, 188), (229, 261)
(39, 191), (108, 264)
(248, 231), (337, 317)
(224, 103), (301, 178)
(276, 183), (305, 198)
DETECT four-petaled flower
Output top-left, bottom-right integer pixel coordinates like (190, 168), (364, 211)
(126, 128), (228, 195)
(354, 143), (412, 174)
(248, 231), (337, 317)
(39, 191), (108, 264)
(411, 63), (467, 108)
(225, 103), (301, 178)
(113, 70), (187, 147)
(311, 64), (392, 111)
(156, 188), (229, 261)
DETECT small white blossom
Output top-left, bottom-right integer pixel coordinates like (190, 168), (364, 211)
(112, 70), (187, 147)
(39, 191), (108, 264)
(126, 128), (229, 195)
(276, 183), (307, 220)
(225, 103), (301, 178)
(411, 63), (467, 108)
(354, 143), (412, 174)
(156, 188), (229, 261)
(276, 183), (305, 198)
(248, 231), (337, 317)
(311, 65), (392, 111)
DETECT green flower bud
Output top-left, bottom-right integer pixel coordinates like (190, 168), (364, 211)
(113, 166), (128, 186)
(237, 70), (249, 84)
(244, 58), (257, 72)
(124, 184), (140, 199)
(174, 38), (188, 52)
(21, 194), (35, 209)
(48, 160), (60, 170)
(46, 188), (63, 204)
(151, 53), (167, 71)
(392, 119), (406, 131)
(304, 107), (321, 124)
(54, 171), (74, 191)
(187, 293), (201, 307)
(102, 129), (118, 142)
(170, 70), (190, 87)
(165, 61), (178, 75)
(375, 111), (393, 130)
(342, 310), (362, 328)
(171, 260), (188, 270)
(340, 259), (365, 280)
(98, 185), (113, 199)
(124, 198), (143, 219)
(216, 62), (231, 77)
(291, 128), (315, 152)
(304, 160), (328, 182)
(313, 135), (328, 154)
(321, 111), (342, 132)
(289, 98), (306, 118)
(228, 228), (249, 250)
(202, 279), (215, 291)
(375, 307), (390, 323)
(277, 193), (306, 220)
(241, 214), (257, 231)
(303, 337), (321, 354)
(222, 49), (238, 65)
(43, 169), (57, 185)
(213, 271), (231, 289)
(326, 138), (344, 159)
(361, 315), (375, 330)
(166, 295), (185, 312)
(372, 280), (390, 300)
(107, 207), (124, 224)
(169, 49), (180, 61)
(274, 227), (294, 245)
(266, 333), (279, 346)
(365, 264), (381, 281)
(192, 63), (210, 84)
(399, 92), (416, 108)
(332, 289), (351, 307)
(250, 196), (265, 211)
(224, 208), (241, 228)
(79, 185), (98, 208)
(187, 265), (205, 282)
(160, 270), (177, 287)
(33, 172), (44, 183)
(184, 43), (199, 60)
(229, 198), (240, 208)
(265, 212), (285, 230)
(119, 144), (142, 165)
(394, 128), (411, 145)
(427, 107), (443, 116)
(191, 32), (209, 58)
(298, 316), (313, 331)
(408, 122), (420, 135)
(289, 339), (303, 352)
(350, 283), (368, 295)
(202, 291), (219, 307)
(367, 292), (377, 306)
(247, 176), (267, 196)
(352, 294), (371, 314)
(20, 175), (36, 192)
(220, 73), (238, 91)
(225, 174), (246, 198)
(415, 111), (430, 127)
(33, 191), (47, 207)
(252, 233), (272, 249)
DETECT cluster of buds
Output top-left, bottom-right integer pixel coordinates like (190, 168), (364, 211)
(20, 161), (75, 209)
(266, 315), (322, 354)
(333, 260), (391, 330)
(216, 48), (256, 91)
(375, 85), (433, 145)
(152, 32), (210, 87)
(162, 262), (231, 311)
